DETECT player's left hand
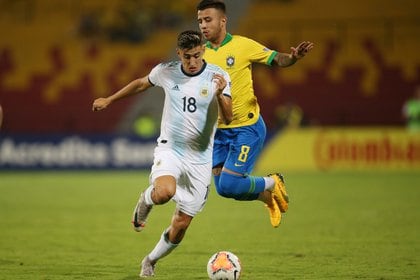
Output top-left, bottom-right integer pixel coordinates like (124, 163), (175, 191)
(212, 73), (227, 94)
(291, 41), (314, 60)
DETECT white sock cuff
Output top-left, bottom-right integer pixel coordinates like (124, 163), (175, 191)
(144, 185), (154, 205)
(264, 177), (275, 191)
(163, 229), (179, 247)
(148, 229), (178, 262)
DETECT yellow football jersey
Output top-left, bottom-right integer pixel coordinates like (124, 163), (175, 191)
(204, 33), (277, 128)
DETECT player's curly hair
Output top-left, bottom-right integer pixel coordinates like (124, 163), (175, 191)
(177, 30), (204, 50)
(197, 0), (226, 13)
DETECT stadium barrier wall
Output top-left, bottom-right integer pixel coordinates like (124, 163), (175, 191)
(1, 128), (419, 171)
(0, 134), (155, 170)
(255, 127), (420, 173)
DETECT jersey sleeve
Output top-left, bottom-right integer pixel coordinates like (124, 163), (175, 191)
(148, 63), (163, 86)
(245, 37), (277, 66)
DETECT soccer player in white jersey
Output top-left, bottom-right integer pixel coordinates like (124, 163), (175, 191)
(92, 30), (232, 278)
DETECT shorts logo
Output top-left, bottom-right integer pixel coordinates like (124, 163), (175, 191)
(234, 163), (244, 167)
(226, 55), (235, 67)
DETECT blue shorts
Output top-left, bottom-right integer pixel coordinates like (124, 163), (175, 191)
(213, 116), (267, 175)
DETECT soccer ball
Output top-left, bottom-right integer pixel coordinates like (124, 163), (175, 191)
(207, 251), (241, 280)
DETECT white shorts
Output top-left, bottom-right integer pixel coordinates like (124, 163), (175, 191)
(150, 146), (212, 217)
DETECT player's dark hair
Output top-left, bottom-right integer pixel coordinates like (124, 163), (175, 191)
(177, 30), (204, 50)
(197, 0), (226, 13)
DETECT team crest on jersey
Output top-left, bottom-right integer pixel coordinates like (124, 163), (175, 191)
(200, 87), (209, 97)
(226, 55), (235, 67)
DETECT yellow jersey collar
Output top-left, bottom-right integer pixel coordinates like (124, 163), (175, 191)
(205, 33), (233, 50)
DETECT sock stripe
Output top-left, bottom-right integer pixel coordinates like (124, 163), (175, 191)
(248, 176), (256, 194)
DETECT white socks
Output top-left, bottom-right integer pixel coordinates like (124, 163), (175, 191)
(264, 176), (275, 191)
(143, 185), (155, 205)
(148, 230), (178, 262)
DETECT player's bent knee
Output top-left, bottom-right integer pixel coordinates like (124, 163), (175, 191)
(152, 186), (175, 204)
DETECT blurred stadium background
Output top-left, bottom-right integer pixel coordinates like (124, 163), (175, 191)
(0, 1), (419, 279)
(0, 0), (419, 171)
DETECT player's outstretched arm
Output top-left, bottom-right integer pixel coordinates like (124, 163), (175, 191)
(92, 76), (152, 111)
(273, 41), (314, 67)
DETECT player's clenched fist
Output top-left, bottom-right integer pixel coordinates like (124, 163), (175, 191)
(92, 98), (111, 111)
(212, 73), (227, 95)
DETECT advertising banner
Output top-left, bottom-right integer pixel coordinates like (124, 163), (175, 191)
(2, 128), (419, 171)
(0, 135), (155, 170)
(255, 127), (420, 172)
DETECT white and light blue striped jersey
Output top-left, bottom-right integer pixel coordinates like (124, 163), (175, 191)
(148, 61), (231, 163)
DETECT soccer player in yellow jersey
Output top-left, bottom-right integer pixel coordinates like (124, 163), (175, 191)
(197, 0), (313, 227)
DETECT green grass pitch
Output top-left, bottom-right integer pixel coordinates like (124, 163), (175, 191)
(0, 171), (419, 279)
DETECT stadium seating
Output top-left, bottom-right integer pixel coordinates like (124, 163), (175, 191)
(235, 0), (420, 129)
(0, 0), (419, 133)
(0, 0), (190, 133)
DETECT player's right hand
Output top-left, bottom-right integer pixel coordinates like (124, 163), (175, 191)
(92, 98), (110, 111)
